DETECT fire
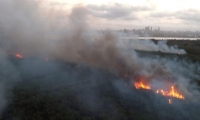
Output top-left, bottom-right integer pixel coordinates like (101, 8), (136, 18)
(134, 81), (185, 104)
(169, 98), (172, 104)
(15, 53), (23, 58)
(7, 52), (23, 58)
(134, 82), (151, 90)
(156, 86), (184, 100)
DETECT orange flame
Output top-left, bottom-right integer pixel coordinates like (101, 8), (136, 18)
(15, 54), (23, 59)
(134, 82), (151, 90)
(156, 86), (184, 100)
(134, 81), (185, 104)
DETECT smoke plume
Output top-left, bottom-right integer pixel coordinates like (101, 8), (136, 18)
(0, 0), (200, 119)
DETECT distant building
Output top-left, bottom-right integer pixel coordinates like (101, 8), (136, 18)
(145, 27), (148, 31)
(118, 27), (199, 38)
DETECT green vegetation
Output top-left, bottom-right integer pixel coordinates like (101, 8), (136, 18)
(167, 40), (200, 62)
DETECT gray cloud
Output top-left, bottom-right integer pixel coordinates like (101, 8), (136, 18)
(149, 12), (174, 18)
(149, 9), (200, 23)
(87, 3), (154, 20)
(48, 2), (68, 7)
(177, 9), (200, 22)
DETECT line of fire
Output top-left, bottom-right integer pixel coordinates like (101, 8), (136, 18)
(133, 77), (185, 104)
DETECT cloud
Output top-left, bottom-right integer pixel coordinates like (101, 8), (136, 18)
(149, 9), (200, 23)
(176, 9), (200, 22)
(149, 12), (174, 18)
(48, 2), (68, 7)
(87, 3), (154, 20)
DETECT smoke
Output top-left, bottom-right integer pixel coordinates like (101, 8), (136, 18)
(120, 39), (186, 54)
(0, 0), (200, 119)
(0, 49), (20, 114)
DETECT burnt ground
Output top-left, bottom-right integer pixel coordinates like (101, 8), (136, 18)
(1, 51), (200, 120)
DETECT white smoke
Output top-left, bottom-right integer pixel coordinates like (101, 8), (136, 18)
(120, 39), (186, 54)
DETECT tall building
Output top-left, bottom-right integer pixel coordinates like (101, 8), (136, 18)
(145, 26), (150, 31)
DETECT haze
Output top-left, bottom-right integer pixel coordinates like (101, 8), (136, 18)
(45, 0), (200, 31)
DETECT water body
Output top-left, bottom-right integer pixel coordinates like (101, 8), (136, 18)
(122, 37), (199, 40)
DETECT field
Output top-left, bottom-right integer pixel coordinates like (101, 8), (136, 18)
(161, 40), (200, 62)
(1, 40), (200, 120)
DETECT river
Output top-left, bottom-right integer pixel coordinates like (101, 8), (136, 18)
(121, 37), (200, 40)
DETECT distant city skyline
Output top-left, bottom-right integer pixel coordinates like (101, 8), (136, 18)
(120, 26), (200, 32)
(117, 26), (200, 38)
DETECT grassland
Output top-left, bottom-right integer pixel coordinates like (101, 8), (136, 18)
(159, 40), (200, 62)
(1, 40), (200, 120)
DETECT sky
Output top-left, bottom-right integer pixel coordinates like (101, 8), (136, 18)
(46, 0), (200, 31)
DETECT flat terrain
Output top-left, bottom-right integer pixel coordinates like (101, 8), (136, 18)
(158, 40), (200, 62)
(1, 40), (200, 120)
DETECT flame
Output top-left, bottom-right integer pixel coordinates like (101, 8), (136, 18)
(169, 98), (172, 104)
(134, 82), (151, 90)
(15, 53), (23, 58)
(134, 81), (185, 104)
(156, 86), (184, 100)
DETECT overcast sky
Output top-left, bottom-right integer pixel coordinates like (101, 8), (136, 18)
(47, 0), (200, 31)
